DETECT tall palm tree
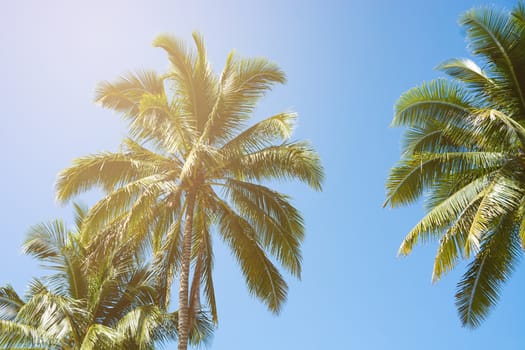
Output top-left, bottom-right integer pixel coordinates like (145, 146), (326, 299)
(56, 33), (323, 349)
(385, 3), (525, 328)
(0, 205), (212, 349)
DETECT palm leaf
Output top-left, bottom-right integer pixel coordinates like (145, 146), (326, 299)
(456, 216), (522, 328)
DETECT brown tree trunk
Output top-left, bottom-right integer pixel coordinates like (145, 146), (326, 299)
(178, 191), (196, 350)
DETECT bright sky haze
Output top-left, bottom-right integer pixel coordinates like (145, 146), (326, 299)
(1, 0), (524, 349)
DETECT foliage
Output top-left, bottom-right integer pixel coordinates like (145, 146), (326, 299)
(56, 33), (323, 349)
(0, 206), (213, 349)
(385, 3), (525, 328)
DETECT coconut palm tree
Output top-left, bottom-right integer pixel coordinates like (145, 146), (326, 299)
(55, 33), (323, 349)
(385, 3), (525, 328)
(0, 205), (212, 349)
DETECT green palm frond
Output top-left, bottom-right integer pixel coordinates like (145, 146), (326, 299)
(385, 152), (505, 208)
(401, 123), (461, 157)
(461, 6), (525, 114)
(467, 171), (524, 252)
(387, 2), (525, 328)
(456, 217), (522, 328)
(470, 109), (525, 149)
(436, 58), (494, 101)
(398, 174), (490, 256)
(393, 79), (478, 128)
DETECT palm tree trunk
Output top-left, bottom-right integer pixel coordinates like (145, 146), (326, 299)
(178, 191), (196, 350)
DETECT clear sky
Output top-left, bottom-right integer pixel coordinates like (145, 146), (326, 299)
(1, 0), (524, 349)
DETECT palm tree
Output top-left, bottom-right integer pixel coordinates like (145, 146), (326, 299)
(55, 33), (323, 349)
(0, 205), (212, 349)
(385, 3), (525, 328)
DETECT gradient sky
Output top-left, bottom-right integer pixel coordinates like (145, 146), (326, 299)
(2, 0), (524, 349)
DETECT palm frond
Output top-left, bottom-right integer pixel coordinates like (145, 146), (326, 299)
(461, 6), (525, 115)
(152, 212), (184, 309)
(224, 141), (324, 191)
(203, 53), (286, 144)
(56, 151), (159, 203)
(135, 92), (194, 153)
(385, 151), (505, 208)
(467, 171), (524, 253)
(436, 58), (494, 101)
(456, 216), (522, 328)
(95, 69), (164, 118)
(0, 320), (54, 348)
(154, 33), (217, 133)
(393, 79), (478, 128)
(224, 179), (304, 277)
(398, 174), (489, 256)
(220, 113), (296, 154)
(0, 286), (24, 321)
(215, 198), (287, 314)
(81, 174), (178, 236)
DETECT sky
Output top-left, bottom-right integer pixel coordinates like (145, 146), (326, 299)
(1, 0), (524, 349)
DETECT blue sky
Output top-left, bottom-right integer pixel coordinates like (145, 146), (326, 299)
(1, 0), (524, 349)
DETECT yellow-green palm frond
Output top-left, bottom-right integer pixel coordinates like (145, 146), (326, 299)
(149, 191), (183, 253)
(115, 306), (169, 347)
(16, 287), (87, 344)
(189, 205), (218, 323)
(80, 174), (179, 237)
(0, 319), (57, 349)
(136, 92), (195, 154)
(23, 221), (87, 300)
(151, 212), (183, 310)
(225, 141), (324, 191)
(220, 112), (296, 155)
(223, 179), (304, 277)
(0, 286), (25, 321)
(154, 33), (218, 133)
(80, 324), (118, 350)
(214, 198), (287, 314)
(203, 53), (287, 144)
(56, 151), (161, 203)
(197, 215), (217, 324)
(95, 69), (165, 118)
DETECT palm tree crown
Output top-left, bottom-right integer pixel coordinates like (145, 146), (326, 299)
(56, 33), (323, 349)
(385, 3), (525, 328)
(0, 205), (213, 349)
